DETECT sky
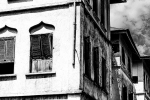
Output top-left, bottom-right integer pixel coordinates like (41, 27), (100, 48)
(110, 0), (150, 56)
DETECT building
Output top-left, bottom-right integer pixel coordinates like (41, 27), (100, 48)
(133, 56), (150, 100)
(0, 0), (118, 99)
(111, 28), (140, 100)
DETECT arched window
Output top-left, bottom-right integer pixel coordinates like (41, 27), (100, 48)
(0, 25), (17, 75)
(29, 21), (55, 73)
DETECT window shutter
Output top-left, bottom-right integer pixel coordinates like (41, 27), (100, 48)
(30, 35), (41, 59)
(41, 34), (51, 59)
(5, 38), (14, 61)
(0, 39), (5, 61)
(50, 35), (53, 57)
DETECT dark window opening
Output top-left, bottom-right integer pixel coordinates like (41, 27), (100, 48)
(93, 47), (99, 84)
(93, 0), (98, 15)
(112, 43), (119, 53)
(132, 76), (138, 83)
(129, 93), (133, 100)
(122, 47), (125, 65)
(0, 63), (14, 75)
(102, 57), (107, 90)
(101, 0), (105, 25)
(0, 37), (15, 75)
(30, 33), (53, 73)
(128, 57), (131, 73)
(122, 86), (127, 100)
(84, 36), (91, 79)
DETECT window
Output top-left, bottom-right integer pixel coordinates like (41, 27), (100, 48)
(0, 37), (15, 75)
(112, 43), (119, 53)
(30, 33), (53, 73)
(93, 47), (99, 84)
(122, 85), (127, 100)
(84, 36), (91, 79)
(101, 0), (105, 25)
(93, 0), (98, 15)
(122, 47), (125, 65)
(102, 57), (107, 91)
(129, 93), (133, 100)
(128, 57), (131, 73)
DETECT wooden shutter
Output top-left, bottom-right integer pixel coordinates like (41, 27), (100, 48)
(50, 35), (53, 58)
(41, 34), (51, 59)
(5, 38), (14, 61)
(0, 39), (5, 61)
(30, 35), (41, 59)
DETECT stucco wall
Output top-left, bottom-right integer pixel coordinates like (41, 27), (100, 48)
(0, 0), (76, 11)
(0, 3), (81, 97)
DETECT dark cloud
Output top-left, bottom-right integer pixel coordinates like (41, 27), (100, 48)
(110, 0), (150, 56)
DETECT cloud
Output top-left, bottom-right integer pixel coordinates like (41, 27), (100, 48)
(110, 0), (150, 56)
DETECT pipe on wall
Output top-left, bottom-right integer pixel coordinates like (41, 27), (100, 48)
(73, 0), (77, 68)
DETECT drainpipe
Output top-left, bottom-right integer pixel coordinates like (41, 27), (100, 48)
(73, 0), (77, 68)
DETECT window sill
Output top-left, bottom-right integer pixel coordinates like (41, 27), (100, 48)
(0, 74), (17, 81)
(26, 72), (56, 79)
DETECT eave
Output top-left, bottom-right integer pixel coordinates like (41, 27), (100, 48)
(110, 0), (127, 4)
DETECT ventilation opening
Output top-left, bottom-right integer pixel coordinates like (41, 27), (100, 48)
(0, 63), (14, 75)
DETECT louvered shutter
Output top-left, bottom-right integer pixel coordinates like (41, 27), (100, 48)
(5, 38), (14, 61)
(0, 39), (5, 61)
(41, 34), (51, 59)
(30, 35), (41, 59)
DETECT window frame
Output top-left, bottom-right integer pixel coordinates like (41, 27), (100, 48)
(93, 47), (100, 84)
(84, 36), (92, 79)
(0, 36), (15, 75)
(30, 33), (53, 73)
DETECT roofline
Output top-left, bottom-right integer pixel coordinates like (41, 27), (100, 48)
(111, 29), (140, 57)
(140, 56), (150, 59)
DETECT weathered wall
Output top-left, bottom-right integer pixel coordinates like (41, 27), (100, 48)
(111, 33), (137, 100)
(120, 35), (133, 75)
(111, 68), (134, 100)
(80, 2), (111, 100)
(0, 2), (81, 97)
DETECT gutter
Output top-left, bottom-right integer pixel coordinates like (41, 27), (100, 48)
(73, 0), (77, 68)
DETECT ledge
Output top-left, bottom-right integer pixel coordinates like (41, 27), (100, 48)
(26, 72), (56, 79)
(0, 74), (17, 81)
